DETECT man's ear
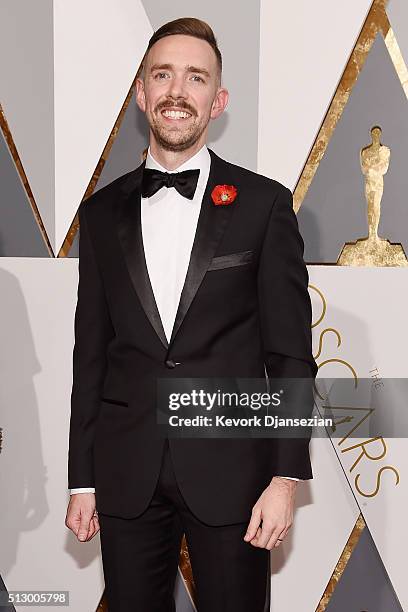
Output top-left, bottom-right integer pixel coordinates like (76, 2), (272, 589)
(135, 77), (146, 113)
(210, 87), (229, 120)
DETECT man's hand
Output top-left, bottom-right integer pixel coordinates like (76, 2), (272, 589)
(243, 477), (297, 549)
(65, 493), (99, 542)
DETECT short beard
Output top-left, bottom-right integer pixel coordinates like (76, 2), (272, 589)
(148, 107), (209, 152)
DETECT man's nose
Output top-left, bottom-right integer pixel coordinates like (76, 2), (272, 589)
(167, 74), (187, 99)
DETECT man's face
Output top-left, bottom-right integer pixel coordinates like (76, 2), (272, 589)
(136, 34), (228, 152)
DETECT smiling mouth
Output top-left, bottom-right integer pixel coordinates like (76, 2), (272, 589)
(160, 108), (193, 120)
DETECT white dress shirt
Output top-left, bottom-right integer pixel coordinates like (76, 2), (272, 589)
(141, 144), (211, 342)
(70, 144), (299, 494)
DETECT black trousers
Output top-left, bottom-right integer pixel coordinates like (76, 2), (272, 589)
(98, 439), (271, 612)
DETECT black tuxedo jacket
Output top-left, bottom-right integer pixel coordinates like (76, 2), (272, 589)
(68, 147), (318, 525)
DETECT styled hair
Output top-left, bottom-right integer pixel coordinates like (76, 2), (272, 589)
(138, 17), (222, 82)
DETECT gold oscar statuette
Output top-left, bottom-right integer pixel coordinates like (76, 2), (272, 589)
(337, 126), (408, 266)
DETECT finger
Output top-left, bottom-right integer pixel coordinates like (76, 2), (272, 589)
(267, 526), (286, 549)
(88, 517), (100, 540)
(87, 516), (100, 539)
(271, 523), (292, 548)
(93, 516), (100, 533)
(65, 513), (79, 533)
(254, 521), (274, 548)
(78, 511), (93, 542)
(86, 524), (96, 541)
(66, 511), (82, 535)
(244, 509), (262, 541)
(273, 526), (290, 548)
(249, 526), (262, 546)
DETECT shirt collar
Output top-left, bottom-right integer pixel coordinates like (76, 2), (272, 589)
(145, 144), (210, 177)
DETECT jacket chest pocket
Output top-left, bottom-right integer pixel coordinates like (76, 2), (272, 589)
(100, 396), (129, 407)
(208, 249), (253, 271)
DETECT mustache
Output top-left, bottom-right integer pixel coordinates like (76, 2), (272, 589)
(156, 101), (196, 115)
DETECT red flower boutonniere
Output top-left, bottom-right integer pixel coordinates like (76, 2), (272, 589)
(211, 184), (238, 206)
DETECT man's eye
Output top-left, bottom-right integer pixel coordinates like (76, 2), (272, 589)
(155, 72), (168, 79)
(191, 75), (204, 82)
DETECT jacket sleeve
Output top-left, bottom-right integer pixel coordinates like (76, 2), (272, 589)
(68, 200), (115, 488)
(257, 185), (317, 479)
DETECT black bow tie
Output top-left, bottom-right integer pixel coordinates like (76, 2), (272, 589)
(141, 167), (200, 200)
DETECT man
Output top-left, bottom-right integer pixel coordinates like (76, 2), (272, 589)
(65, 17), (317, 612)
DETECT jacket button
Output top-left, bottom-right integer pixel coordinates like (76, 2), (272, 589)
(165, 359), (177, 369)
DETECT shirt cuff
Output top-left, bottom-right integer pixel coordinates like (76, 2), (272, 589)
(275, 476), (301, 481)
(69, 487), (96, 494)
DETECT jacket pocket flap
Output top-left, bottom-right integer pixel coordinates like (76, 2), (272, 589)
(208, 250), (253, 271)
(100, 396), (129, 407)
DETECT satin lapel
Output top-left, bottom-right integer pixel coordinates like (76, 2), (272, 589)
(169, 148), (238, 345)
(116, 160), (169, 349)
